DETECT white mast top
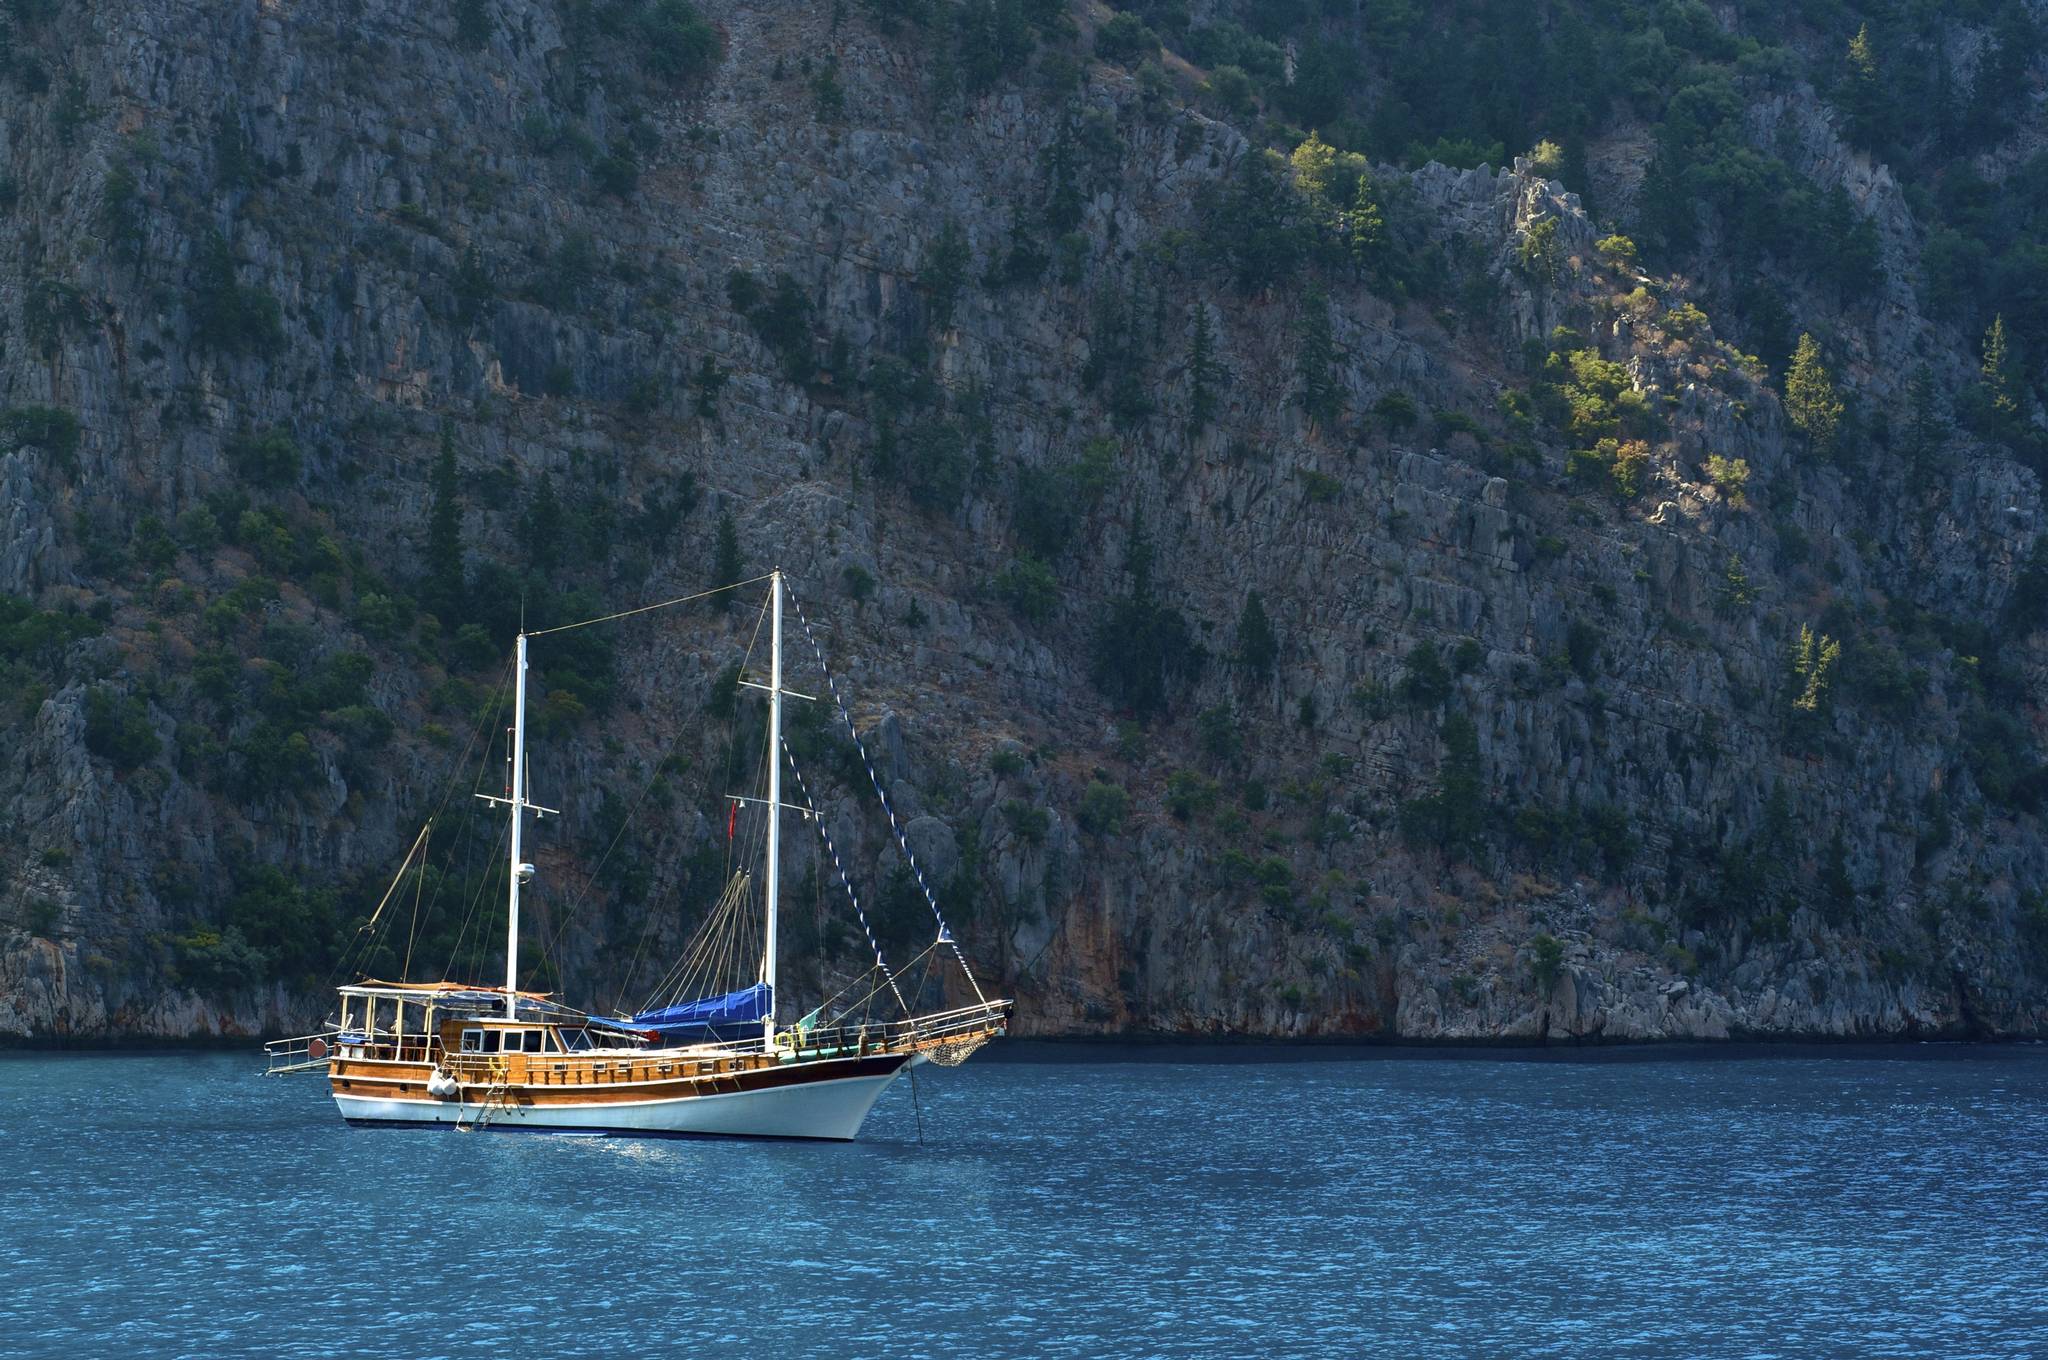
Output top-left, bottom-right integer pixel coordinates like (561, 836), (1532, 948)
(762, 569), (782, 1053)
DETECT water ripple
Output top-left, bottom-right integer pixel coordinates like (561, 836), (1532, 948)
(0, 1046), (2045, 1357)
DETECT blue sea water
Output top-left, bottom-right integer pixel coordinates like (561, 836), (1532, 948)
(2, 1044), (2046, 1358)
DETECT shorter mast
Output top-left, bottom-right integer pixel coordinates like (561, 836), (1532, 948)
(763, 569), (782, 1053)
(505, 631), (529, 1019)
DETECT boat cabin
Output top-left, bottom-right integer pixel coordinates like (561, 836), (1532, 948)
(328, 980), (652, 1065)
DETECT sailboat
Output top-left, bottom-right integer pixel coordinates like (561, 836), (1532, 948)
(265, 569), (1012, 1139)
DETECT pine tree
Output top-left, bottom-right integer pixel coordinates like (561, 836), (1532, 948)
(1288, 129), (1337, 213)
(1344, 169), (1385, 278)
(1906, 364), (1944, 495)
(1188, 301), (1219, 435)
(713, 508), (743, 612)
(454, 0), (492, 51)
(1087, 516), (1197, 719)
(523, 473), (563, 573)
(422, 423), (464, 619)
(1842, 23), (1886, 148)
(1235, 590), (1277, 679)
(1982, 314), (2019, 418)
(1820, 827), (1857, 924)
(1296, 284), (1338, 428)
(921, 217), (971, 331)
(1043, 121), (1082, 234)
(1790, 623), (1841, 713)
(1215, 150), (1305, 294)
(693, 355), (727, 420)
(1784, 333), (1843, 453)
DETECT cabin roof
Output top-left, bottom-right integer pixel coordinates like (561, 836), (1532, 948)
(339, 979), (553, 1003)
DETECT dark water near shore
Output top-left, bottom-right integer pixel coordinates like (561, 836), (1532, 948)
(2, 1044), (2045, 1357)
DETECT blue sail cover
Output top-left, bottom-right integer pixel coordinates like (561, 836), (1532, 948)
(625, 983), (771, 1041)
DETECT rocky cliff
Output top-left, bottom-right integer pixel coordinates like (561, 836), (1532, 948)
(1, 0), (2044, 1043)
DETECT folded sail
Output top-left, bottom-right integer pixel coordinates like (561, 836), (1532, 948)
(626, 983), (771, 1041)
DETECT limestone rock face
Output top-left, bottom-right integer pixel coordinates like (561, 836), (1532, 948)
(0, 0), (2042, 1044)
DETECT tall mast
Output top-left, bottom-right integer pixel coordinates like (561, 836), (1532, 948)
(763, 569), (783, 1053)
(505, 631), (529, 1019)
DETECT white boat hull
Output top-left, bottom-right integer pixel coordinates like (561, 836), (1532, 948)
(335, 1066), (909, 1141)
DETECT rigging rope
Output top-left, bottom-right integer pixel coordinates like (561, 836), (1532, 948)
(400, 820), (430, 980)
(780, 738), (908, 1011)
(783, 578), (991, 1011)
(523, 573), (776, 637)
(324, 659), (511, 991)
(608, 600), (773, 1008)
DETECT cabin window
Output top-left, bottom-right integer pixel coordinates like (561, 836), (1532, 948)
(481, 1031), (502, 1053)
(460, 1030), (481, 1053)
(522, 1031), (544, 1053)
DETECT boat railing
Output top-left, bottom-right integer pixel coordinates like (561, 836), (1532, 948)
(780, 1000), (1013, 1058)
(265, 1031), (447, 1073)
(263, 1030), (341, 1076)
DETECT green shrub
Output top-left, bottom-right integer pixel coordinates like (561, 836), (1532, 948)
(1516, 216), (1561, 282)
(1196, 703), (1240, 762)
(1077, 779), (1129, 835)
(1255, 854), (1293, 908)
(1529, 933), (1564, 992)
(900, 419), (970, 510)
(1205, 149), (1307, 294)
(841, 563), (876, 603)
(1788, 624), (1840, 713)
(172, 926), (268, 993)
(1002, 799), (1050, 843)
(1565, 619), (1602, 680)
(1089, 532), (1199, 719)
(84, 688), (159, 769)
(1235, 591), (1277, 677)
(1094, 11), (1158, 64)
(637, 0), (720, 83)
(1298, 469), (1342, 503)
(1013, 438), (1118, 558)
(1595, 234), (1637, 267)
(592, 149), (640, 197)
(1399, 713), (1485, 855)
(453, 0), (492, 48)
(1964, 707), (2048, 811)
(810, 57), (845, 119)
(1350, 680), (1391, 719)
(1704, 453), (1749, 505)
(24, 896), (61, 937)
(189, 233), (284, 355)
(226, 427), (300, 488)
(748, 272), (813, 381)
(1165, 770), (1219, 820)
(0, 594), (98, 665)
(0, 405), (80, 463)
(1399, 642), (1451, 706)
(453, 246), (494, 323)
(997, 555), (1058, 622)
(1663, 301), (1709, 340)
(1204, 65), (1255, 115)
(1372, 391), (1418, 432)
(921, 217), (971, 331)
